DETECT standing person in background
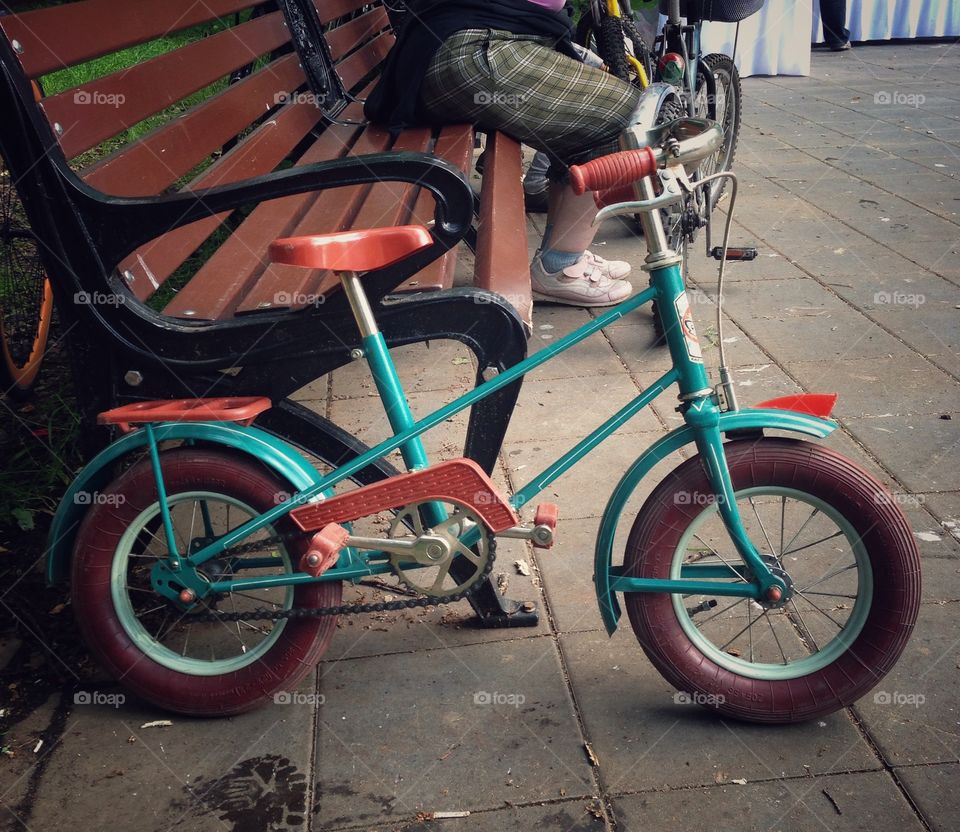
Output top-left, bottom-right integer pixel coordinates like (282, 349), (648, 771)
(366, 0), (645, 308)
(820, 0), (851, 50)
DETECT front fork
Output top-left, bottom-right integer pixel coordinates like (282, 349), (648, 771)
(640, 183), (785, 602)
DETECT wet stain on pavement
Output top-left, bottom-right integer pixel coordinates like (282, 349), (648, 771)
(181, 754), (307, 831)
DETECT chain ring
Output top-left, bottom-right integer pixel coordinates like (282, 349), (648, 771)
(189, 512), (496, 624)
(387, 500), (492, 600)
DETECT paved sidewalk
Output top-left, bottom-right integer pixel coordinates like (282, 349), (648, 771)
(3, 41), (959, 832)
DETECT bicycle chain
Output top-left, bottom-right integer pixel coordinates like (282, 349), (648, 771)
(193, 537), (496, 623)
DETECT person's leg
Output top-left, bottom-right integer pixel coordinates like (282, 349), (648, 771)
(420, 31), (639, 305)
(819, 0), (850, 49)
(531, 181), (632, 306)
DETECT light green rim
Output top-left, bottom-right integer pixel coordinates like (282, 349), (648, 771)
(111, 491), (293, 676)
(671, 487), (873, 680)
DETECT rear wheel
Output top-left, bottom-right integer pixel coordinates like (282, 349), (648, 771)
(623, 438), (921, 723)
(71, 448), (341, 716)
(0, 83), (53, 398)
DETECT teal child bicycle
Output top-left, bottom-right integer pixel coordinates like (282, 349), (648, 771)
(54, 118), (920, 722)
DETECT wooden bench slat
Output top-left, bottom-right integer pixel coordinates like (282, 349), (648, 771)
(326, 7), (391, 61)
(276, 127), (435, 308)
(0, 0), (262, 78)
(314, 0), (382, 26)
(474, 132), (532, 329)
(336, 31), (395, 92)
(163, 105), (369, 320)
(397, 124), (476, 293)
(119, 101), (324, 301)
(81, 54), (306, 197)
(42, 11), (292, 160)
(232, 121), (398, 315)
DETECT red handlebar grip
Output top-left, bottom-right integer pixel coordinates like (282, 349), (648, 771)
(569, 147), (658, 196)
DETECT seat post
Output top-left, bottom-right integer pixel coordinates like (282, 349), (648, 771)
(340, 271), (379, 338)
(338, 271), (431, 472)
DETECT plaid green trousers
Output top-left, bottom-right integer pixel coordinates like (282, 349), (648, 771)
(419, 28), (640, 166)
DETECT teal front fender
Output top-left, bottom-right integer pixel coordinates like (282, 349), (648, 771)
(46, 422), (325, 585)
(594, 407), (836, 635)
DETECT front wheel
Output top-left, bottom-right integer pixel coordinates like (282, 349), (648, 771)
(623, 438), (920, 723)
(71, 448), (341, 716)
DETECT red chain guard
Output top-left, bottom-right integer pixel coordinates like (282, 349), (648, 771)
(289, 459), (519, 533)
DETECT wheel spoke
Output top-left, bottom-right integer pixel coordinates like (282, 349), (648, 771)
(803, 590), (857, 600)
(778, 496), (786, 557)
(764, 611), (790, 665)
(796, 561), (857, 593)
(718, 613), (763, 653)
(696, 595), (747, 628)
(748, 497), (775, 556)
(794, 590), (846, 630)
(787, 599), (819, 652)
(780, 506), (819, 556)
(691, 533), (745, 581)
(782, 530), (844, 558)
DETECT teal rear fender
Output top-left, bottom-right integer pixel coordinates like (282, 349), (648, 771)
(46, 422), (325, 585)
(594, 407), (837, 635)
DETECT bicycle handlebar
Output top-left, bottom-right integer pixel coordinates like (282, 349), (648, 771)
(568, 117), (725, 196)
(569, 147), (658, 196)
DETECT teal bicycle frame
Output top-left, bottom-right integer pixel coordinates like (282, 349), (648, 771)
(91, 256), (833, 631)
(47, 160), (836, 636)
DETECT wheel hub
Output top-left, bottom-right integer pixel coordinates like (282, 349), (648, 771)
(757, 555), (793, 609)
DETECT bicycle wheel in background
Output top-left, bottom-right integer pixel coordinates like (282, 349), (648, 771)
(623, 438), (921, 724)
(0, 81), (53, 399)
(694, 53), (741, 209)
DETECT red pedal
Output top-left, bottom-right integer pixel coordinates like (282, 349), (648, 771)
(290, 459), (518, 534)
(532, 503), (559, 549)
(300, 523), (349, 577)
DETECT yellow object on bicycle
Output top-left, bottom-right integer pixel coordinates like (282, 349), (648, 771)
(606, 0), (649, 87)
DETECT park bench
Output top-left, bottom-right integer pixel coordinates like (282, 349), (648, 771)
(0, 0), (536, 626)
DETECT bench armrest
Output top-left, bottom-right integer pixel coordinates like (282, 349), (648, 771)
(63, 151), (475, 280)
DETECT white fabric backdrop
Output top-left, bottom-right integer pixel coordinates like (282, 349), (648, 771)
(812, 0), (960, 43)
(661, 1), (813, 78)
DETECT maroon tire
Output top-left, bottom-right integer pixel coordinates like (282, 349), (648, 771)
(623, 438), (920, 723)
(71, 448), (341, 716)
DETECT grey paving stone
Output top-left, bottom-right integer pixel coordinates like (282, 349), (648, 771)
(26, 679), (320, 832)
(534, 517), (608, 634)
(915, 492), (960, 543)
(896, 763), (960, 832)
(329, 340), (477, 400)
(501, 433), (683, 523)
(612, 771), (922, 832)
(843, 413), (960, 493)
(527, 307), (630, 379)
(560, 630), (880, 794)
(290, 375), (329, 406)
(853, 602), (960, 766)
(0, 692), (59, 831)
(505, 375), (661, 444)
(785, 355), (960, 418)
(329, 386), (506, 483)
(313, 638), (593, 828)
(325, 799), (609, 832)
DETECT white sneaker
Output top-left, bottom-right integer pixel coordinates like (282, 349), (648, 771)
(531, 253), (633, 307)
(582, 250), (631, 280)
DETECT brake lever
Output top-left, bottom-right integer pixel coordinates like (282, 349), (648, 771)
(592, 167), (685, 224)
